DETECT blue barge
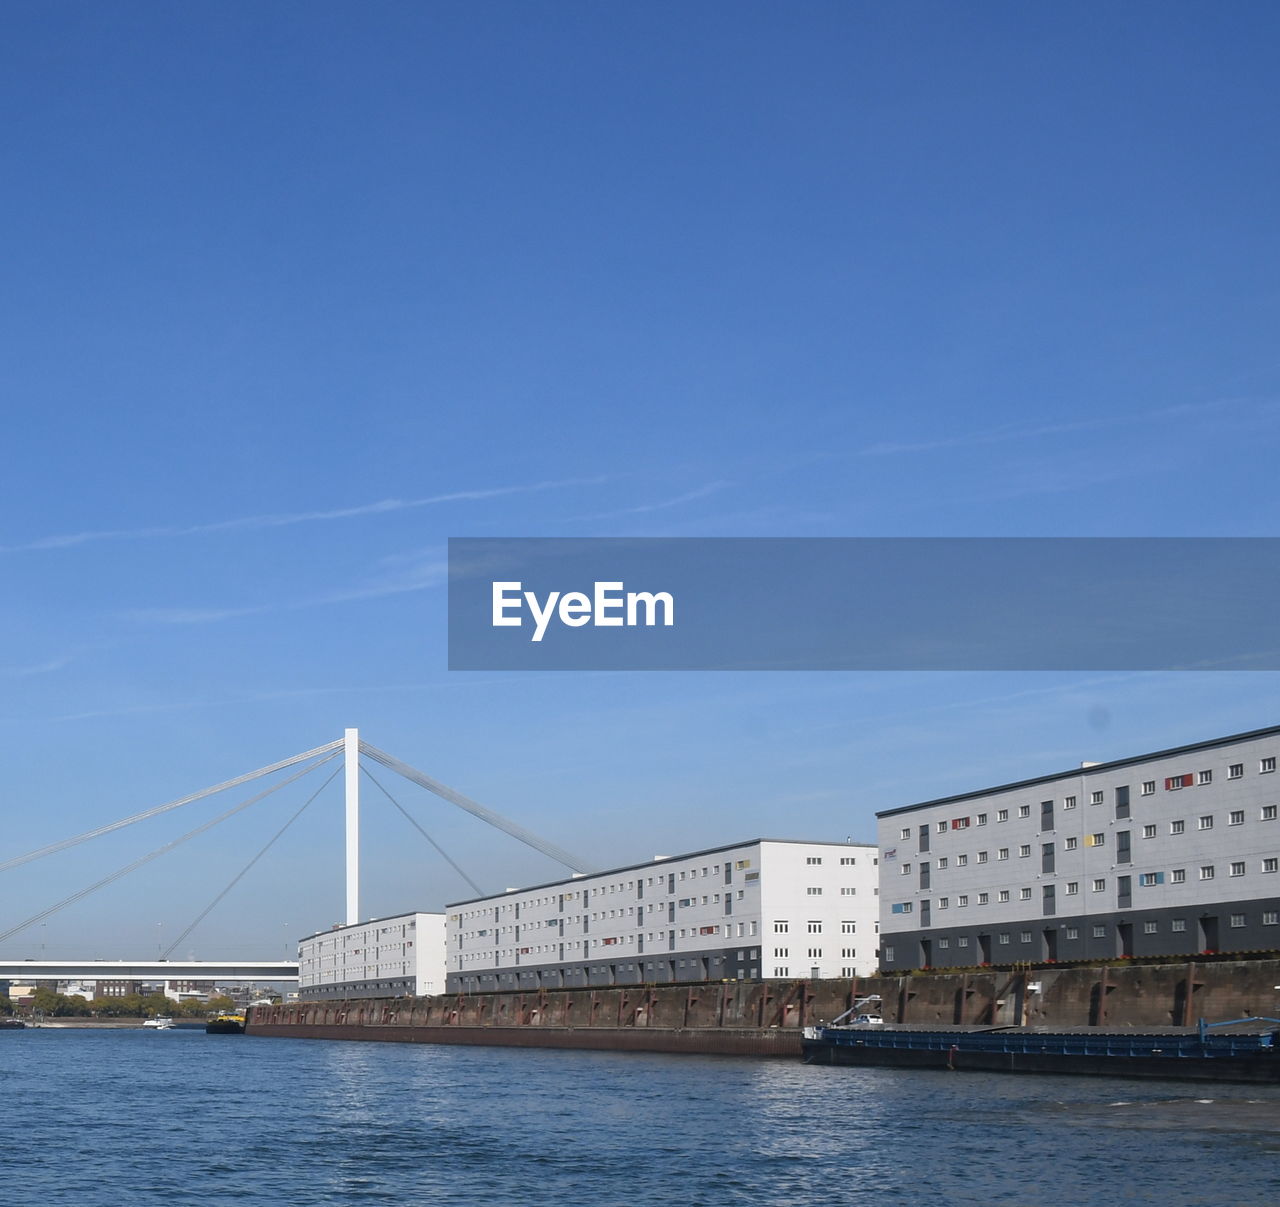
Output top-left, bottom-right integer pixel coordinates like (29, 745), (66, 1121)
(801, 1017), (1280, 1082)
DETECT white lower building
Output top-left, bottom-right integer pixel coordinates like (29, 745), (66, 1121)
(447, 838), (880, 992)
(297, 912), (446, 1000)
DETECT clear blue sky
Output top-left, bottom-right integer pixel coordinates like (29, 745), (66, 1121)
(2, 2), (1278, 960)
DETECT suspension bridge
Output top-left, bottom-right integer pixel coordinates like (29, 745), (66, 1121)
(0, 729), (591, 988)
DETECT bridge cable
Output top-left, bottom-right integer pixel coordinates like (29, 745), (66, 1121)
(0, 751), (341, 947)
(358, 740), (594, 874)
(0, 739), (345, 875)
(359, 764), (485, 898)
(162, 764), (343, 960)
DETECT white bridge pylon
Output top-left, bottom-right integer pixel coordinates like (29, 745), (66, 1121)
(0, 728), (594, 950)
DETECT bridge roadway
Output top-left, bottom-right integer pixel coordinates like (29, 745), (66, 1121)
(0, 959), (297, 983)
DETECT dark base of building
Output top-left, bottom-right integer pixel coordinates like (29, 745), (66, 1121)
(449, 944), (766, 993)
(883, 895), (1280, 972)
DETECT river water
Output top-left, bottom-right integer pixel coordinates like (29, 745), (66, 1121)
(3, 1028), (1278, 1206)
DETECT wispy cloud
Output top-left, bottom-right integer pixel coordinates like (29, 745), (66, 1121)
(569, 480), (730, 522)
(857, 398), (1278, 458)
(0, 675), (527, 726)
(0, 653), (77, 677)
(0, 476), (607, 555)
(125, 553), (448, 626)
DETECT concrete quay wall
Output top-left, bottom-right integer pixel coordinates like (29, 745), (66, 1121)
(248, 958), (1280, 1054)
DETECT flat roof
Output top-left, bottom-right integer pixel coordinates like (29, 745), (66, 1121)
(876, 722), (1280, 820)
(444, 836), (876, 909)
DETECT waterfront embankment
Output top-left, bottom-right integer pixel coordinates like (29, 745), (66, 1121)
(248, 956), (1280, 1055)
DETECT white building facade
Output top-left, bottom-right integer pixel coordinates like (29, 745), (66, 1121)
(446, 838), (879, 992)
(877, 726), (1280, 972)
(297, 911), (446, 999)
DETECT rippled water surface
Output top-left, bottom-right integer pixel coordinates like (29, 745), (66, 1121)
(4, 1028), (1279, 1205)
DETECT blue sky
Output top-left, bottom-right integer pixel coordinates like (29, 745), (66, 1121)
(2, 2), (1278, 960)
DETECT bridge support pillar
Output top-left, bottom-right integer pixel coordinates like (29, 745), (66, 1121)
(345, 727), (360, 925)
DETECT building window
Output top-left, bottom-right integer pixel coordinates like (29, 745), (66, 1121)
(1065, 881), (1079, 895)
(806, 856), (823, 865)
(1198, 815), (1213, 830)
(1065, 927), (1079, 940)
(1091, 790), (1104, 805)
(807, 921), (822, 933)
(1263, 912), (1279, 926)
(937, 821), (948, 833)
(1230, 914), (1246, 928)
(1064, 795), (1077, 809)
(1170, 819), (1185, 835)
(1018, 804), (1030, 818)
(977, 813), (988, 825)
(900, 828), (911, 840)
(1092, 925), (1107, 938)
(840, 856), (857, 865)
(1230, 861), (1246, 877)
(1264, 858), (1278, 873)
(1139, 872), (1163, 886)
(1171, 868), (1186, 883)
(1262, 805), (1278, 821)
(1141, 781), (1155, 796)
(1092, 879), (1106, 892)
(806, 887), (823, 895)
(978, 892), (989, 905)
(1065, 836), (1078, 850)
(1143, 921), (1158, 934)
(998, 933), (1010, 944)
(900, 863), (912, 875)
(840, 887), (856, 895)
(997, 848), (1009, 860)
(954, 854), (967, 867)
(1229, 763), (1244, 779)
(1142, 824), (1157, 839)
(956, 937), (969, 948)
(1198, 770), (1212, 785)
(1019, 931), (1032, 944)
(957, 895), (968, 907)
(1019, 844), (1031, 858)
(937, 857), (948, 869)
(1171, 918), (1186, 932)
(1087, 833), (1105, 847)
(998, 889), (1010, 902)
(1263, 757), (1277, 774)
(977, 851), (988, 864)
(1019, 887), (1032, 900)
(807, 947), (823, 959)
(997, 809), (1008, 822)
(938, 897), (949, 909)
(774, 921), (789, 933)
(1199, 865), (1215, 880)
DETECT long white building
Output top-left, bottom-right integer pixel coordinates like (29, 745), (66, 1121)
(297, 912), (446, 999)
(446, 838), (879, 992)
(877, 725), (1280, 972)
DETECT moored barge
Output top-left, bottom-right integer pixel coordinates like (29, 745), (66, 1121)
(802, 1016), (1280, 1082)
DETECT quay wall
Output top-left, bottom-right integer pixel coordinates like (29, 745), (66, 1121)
(248, 957), (1280, 1055)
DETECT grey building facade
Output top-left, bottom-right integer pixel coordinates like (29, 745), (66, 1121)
(877, 726), (1280, 971)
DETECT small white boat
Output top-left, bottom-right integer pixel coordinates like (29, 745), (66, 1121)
(142, 1016), (174, 1030)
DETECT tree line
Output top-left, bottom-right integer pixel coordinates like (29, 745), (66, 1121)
(1, 988), (239, 1017)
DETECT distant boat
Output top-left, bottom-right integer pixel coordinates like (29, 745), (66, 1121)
(205, 1013), (245, 1035)
(0, 1018), (25, 1031)
(142, 1016), (174, 1030)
